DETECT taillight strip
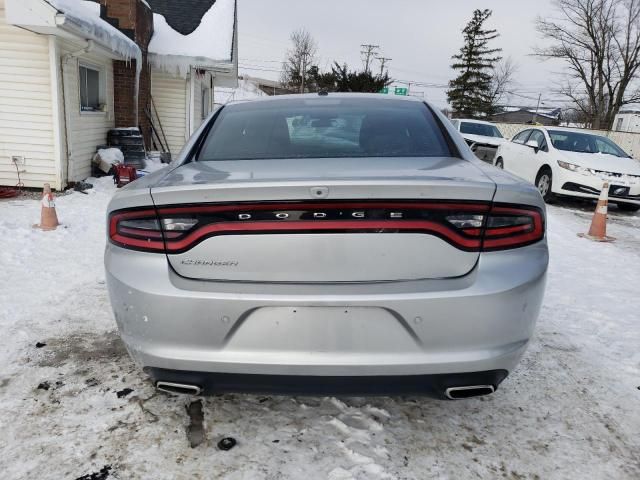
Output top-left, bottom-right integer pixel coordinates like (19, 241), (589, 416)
(162, 219), (483, 253)
(108, 201), (545, 254)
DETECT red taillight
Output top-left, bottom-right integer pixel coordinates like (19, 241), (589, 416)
(482, 206), (545, 251)
(108, 202), (544, 253)
(109, 209), (165, 252)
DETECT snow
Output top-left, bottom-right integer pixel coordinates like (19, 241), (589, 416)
(1, 183), (640, 478)
(149, 0), (235, 77)
(49, 0), (141, 66)
(214, 76), (267, 105)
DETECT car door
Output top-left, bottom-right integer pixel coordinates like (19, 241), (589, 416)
(503, 129), (532, 178)
(519, 129), (551, 184)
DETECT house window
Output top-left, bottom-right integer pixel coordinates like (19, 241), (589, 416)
(79, 64), (103, 112)
(615, 117), (624, 131)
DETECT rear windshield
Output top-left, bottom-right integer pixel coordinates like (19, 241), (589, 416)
(460, 122), (503, 138)
(196, 98), (452, 161)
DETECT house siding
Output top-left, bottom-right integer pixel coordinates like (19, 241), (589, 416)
(0, 0), (57, 188)
(151, 70), (188, 156)
(59, 39), (115, 182)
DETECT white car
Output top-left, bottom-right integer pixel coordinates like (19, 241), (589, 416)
(494, 127), (640, 211)
(451, 119), (506, 162)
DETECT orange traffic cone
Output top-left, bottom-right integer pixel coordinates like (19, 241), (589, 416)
(33, 183), (59, 231)
(578, 182), (615, 242)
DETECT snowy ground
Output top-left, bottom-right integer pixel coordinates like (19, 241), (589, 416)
(1, 177), (639, 480)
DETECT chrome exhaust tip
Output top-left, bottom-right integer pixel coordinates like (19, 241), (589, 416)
(445, 385), (495, 400)
(156, 381), (202, 396)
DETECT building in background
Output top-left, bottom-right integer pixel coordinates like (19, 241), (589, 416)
(613, 110), (640, 133)
(0, 0), (237, 190)
(490, 107), (562, 126)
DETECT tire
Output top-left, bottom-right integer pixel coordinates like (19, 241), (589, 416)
(535, 168), (556, 203)
(617, 203), (640, 212)
(495, 157), (504, 169)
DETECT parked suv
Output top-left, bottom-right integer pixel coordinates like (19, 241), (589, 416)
(105, 94), (548, 399)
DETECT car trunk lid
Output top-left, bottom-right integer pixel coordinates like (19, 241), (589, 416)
(150, 157), (496, 282)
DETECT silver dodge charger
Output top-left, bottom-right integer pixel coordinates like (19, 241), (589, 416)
(105, 94), (548, 399)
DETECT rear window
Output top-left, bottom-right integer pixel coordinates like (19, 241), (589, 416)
(460, 122), (503, 138)
(196, 98), (452, 161)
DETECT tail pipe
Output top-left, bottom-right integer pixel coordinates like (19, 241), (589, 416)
(156, 381), (202, 396)
(445, 385), (495, 400)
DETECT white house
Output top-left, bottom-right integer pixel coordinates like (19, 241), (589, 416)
(613, 110), (640, 133)
(147, 0), (238, 157)
(0, 0), (237, 190)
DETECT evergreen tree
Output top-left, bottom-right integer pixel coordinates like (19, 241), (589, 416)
(311, 62), (391, 93)
(447, 9), (502, 118)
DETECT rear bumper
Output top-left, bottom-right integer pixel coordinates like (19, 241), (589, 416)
(105, 240), (548, 384)
(146, 368), (509, 398)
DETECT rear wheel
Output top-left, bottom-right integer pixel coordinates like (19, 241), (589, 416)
(495, 157), (504, 169)
(617, 203), (640, 212)
(535, 168), (555, 203)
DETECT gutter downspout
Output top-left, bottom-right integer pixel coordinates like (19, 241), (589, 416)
(60, 40), (94, 185)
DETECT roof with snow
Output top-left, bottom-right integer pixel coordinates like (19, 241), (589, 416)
(5, 0), (141, 65)
(494, 107), (561, 120)
(147, 0), (237, 77)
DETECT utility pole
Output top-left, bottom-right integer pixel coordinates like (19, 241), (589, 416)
(300, 55), (307, 94)
(360, 44), (380, 74)
(377, 56), (392, 76)
(533, 93), (542, 124)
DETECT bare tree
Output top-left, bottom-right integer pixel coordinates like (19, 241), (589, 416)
(281, 29), (318, 93)
(488, 57), (518, 114)
(536, 0), (640, 129)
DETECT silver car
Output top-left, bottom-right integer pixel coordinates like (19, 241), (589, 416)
(105, 94), (548, 399)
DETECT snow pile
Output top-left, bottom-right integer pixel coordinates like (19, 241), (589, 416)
(149, 0), (235, 77)
(49, 0), (141, 66)
(214, 76), (266, 105)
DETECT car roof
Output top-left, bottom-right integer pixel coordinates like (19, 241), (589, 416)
(225, 92), (427, 107)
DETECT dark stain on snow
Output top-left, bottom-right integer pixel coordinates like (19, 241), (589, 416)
(85, 377), (99, 387)
(186, 400), (206, 448)
(116, 388), (133, 399)
(37, 381), (50, 391)
(37, 332), (127, 367)
(75, 465), (112, 480)
(35, 342), (47, 348)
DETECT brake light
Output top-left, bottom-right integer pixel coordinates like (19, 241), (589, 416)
(482, 206), (545, 251)
(108, 202), (544, 253)
(109, 209), (165, 252)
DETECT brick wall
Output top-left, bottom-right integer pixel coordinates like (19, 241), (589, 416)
(102, 0), (154, 147)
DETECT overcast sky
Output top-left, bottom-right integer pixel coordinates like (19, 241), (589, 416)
(237, 0), (567, 109)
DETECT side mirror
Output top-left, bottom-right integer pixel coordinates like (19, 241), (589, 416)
(526, 139), (540, 153)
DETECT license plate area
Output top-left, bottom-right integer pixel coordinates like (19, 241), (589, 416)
(224, 307), (420, 354)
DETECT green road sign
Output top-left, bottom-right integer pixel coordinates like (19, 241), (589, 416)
(379, 87), (389, 94)
(394, 87), (408, 96)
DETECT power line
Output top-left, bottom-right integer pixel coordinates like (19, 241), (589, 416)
(360, 44), (380, 74)
(376, 56), (392, 76)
